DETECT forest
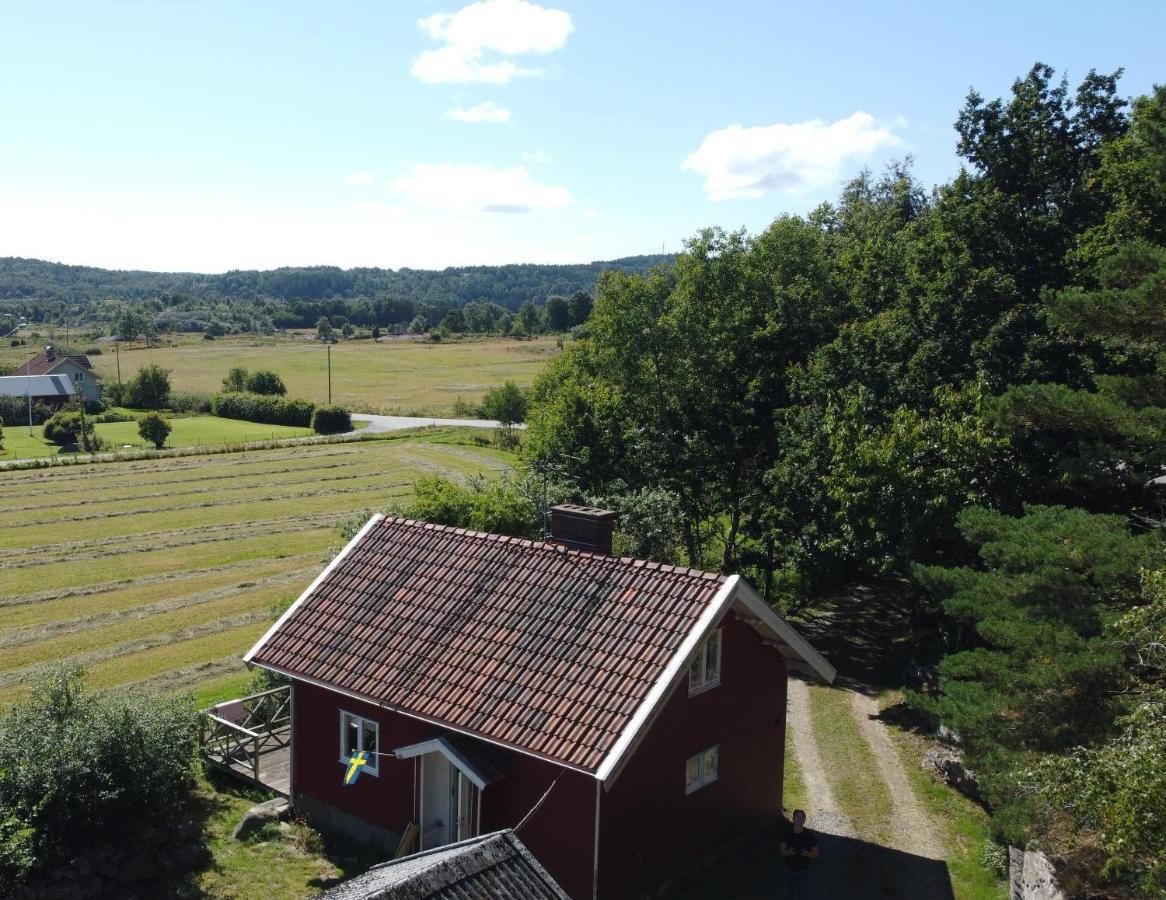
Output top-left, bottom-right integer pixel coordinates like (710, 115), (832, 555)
(0, 254), (669, 335)
(520, 64), (1165, 896)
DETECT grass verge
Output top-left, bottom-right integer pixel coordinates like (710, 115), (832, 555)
(807, 683), (896, 844)
(783, 719), (808, 815)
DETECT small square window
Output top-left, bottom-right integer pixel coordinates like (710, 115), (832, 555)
(339, 711), (380, 775)
(688, 628), (722, 695)
(685, 745), (719, 794)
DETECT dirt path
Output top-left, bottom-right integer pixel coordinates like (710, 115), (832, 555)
(786, 677), (855, 838)
(850, 691), (945, 861)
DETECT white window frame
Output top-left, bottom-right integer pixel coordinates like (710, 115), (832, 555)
(685, 745), (719, 795)
(339, 710), (380, 776)
(688, 628), (722, 695)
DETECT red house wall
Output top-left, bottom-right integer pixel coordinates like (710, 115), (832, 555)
(596, 612), (788, 900)
(291, 680), (598, 900)
(291, 680), (428, 836)
(290, 609), (787, 900)
(479, 754), (597, 900)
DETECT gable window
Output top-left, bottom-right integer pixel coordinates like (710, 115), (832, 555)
(339, 710), (380, 775)
(685, 745), (719, 794)
(688, 628), (721, 695)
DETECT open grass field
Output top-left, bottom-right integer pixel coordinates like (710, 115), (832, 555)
(0, 414), (314, 461)
(1, 333), (561, 416)
(0, 430), (512, 708)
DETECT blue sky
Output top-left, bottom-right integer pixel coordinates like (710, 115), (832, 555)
(1, 0), (1162, 273)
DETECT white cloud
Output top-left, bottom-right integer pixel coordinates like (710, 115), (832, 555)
(412, 0), (572, 84)
(446, 101), (512, 124)
(391, 163), (571, 214)
(520, 148), (550, 163)
(682, 112), (905, 201)
(342, 169), (373, 185)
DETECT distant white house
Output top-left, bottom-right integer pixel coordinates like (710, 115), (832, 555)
(12, 347), (101, 404)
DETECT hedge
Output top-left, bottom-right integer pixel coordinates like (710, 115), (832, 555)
(211, 391), (315, 427)
(311, 404), (352, 435)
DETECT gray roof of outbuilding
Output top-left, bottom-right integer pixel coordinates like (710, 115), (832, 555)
(0, 374), (76, 398)
(314, 830), (571, 900)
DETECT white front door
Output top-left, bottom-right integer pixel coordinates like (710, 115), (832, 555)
(420, 752), (477, 850)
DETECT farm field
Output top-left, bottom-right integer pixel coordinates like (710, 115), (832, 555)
(2, 334), (560, 415)
(0, 414), (314, 461)
(0, 430), (512, 708)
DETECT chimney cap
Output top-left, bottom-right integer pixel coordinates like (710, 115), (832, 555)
(549, 503), (617, 522)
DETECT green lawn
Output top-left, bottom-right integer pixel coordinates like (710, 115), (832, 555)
(99, 416), (313, 450)
(0, 414), (313, 460)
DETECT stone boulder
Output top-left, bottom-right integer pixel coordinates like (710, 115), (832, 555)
(923, 746), (980, 800)
(1009, 846), (1065, 900)
(233, 797), (291, 841)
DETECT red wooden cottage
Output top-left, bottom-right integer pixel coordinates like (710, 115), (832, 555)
(243, 506), (835, 900)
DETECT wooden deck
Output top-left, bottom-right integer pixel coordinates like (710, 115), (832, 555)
(200, 685), (292, 797)
(206, 742), (292, 797)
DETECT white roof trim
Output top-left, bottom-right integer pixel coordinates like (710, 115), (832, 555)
(734, 580), (836, 684)
(243, 513), (385, 664)
(392, 736), (494, 790)
(594, 575), (740, 786)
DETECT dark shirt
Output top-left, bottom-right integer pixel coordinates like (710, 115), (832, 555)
(782, 828), (817, 871)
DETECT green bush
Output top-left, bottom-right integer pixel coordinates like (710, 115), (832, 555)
(42, 410), (85, 445)
(311, 404), (352, 434)
(137, 412), (171, 449)
(0, 667), (200, 888)
(102, 382), (126, 407)
(168, 392), (213, 414)
(0, 397), (52, 427)
(123, 364), (171, 410)
(84, 346), (103, 355)
(245, 370), (286, 396)
(212, 391), (315, 427)
(91, 411), (133, 424)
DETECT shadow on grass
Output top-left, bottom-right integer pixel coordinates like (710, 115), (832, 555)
(667, 820), (954, 900)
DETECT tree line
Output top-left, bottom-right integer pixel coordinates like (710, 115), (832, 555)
(0, 254), (667, 337)
(521, 64), (1165, 894)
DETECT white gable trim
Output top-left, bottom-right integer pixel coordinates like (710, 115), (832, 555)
(392, 736), (494, 790)
(594, 575), (740, 786)
(734, 580), (836, 684)
(243, 513), (385, 664)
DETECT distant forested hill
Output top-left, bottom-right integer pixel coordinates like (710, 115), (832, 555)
(0, 255), (673, 327)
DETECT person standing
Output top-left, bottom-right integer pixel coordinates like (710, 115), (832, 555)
(780, 809), (819, 898)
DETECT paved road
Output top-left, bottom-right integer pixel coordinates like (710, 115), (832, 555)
(350, 414), (525, 433)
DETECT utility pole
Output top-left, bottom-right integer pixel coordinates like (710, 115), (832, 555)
(327, 342), (332, 404)
(115, 342), (121, 384)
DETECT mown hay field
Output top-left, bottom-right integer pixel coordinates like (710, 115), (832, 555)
(0, 431), (511, 708)
(0, 335), (560, 415)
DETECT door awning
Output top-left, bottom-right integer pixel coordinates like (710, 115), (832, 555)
(392, 735), (510, 790)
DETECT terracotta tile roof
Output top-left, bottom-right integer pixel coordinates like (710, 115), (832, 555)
(13, 352), (93, 376)
(249, 516), (726, 774)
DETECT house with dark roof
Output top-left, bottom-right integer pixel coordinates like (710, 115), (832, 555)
(13, 347), (100, 404)
(240, 506), (835, 900)
(316, 829), (570, 900)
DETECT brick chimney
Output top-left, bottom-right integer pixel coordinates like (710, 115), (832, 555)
(550, 505), (617, 556)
